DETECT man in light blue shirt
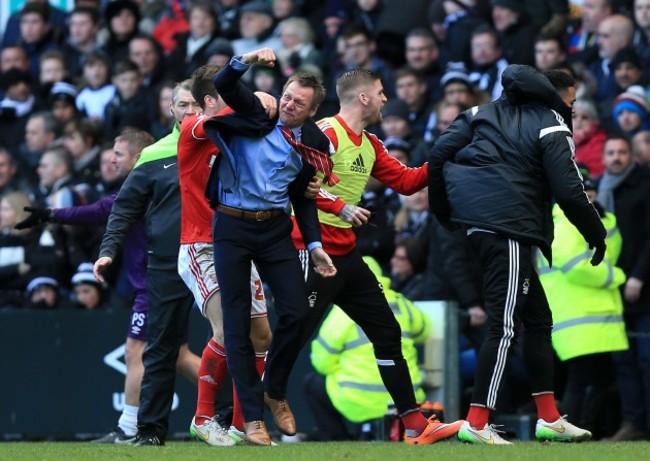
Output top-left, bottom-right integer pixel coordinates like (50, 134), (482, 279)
(203, 47), (337, 445)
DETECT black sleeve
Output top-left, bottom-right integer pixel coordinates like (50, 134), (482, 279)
(428, 111), (473, 226)
(98, 167), (151, 259)
(212, 59), (268, 117)
(540, 130), (606, 246)
(289, 164), (321, 246)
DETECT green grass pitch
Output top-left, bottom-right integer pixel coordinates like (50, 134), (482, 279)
(0, 440), (647, 461)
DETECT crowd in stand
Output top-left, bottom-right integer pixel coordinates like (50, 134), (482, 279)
(1, 0), (650, 441)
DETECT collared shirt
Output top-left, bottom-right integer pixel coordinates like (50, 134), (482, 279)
(219, 57), (304, 210)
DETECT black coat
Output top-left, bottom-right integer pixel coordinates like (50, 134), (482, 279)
(608, 165), (650, 314)
(428, 64), (606, 264)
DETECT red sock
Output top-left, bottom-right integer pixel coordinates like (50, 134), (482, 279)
(231, 383), (244, 430)
(533, 392), (560, 422)
(401, 410), (428, 434)
(255, 353), (266, 377)
(195, 338), (228, 424)
(466, 404), (490, 429)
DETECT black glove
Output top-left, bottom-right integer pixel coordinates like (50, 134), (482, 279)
(14, 206), (51, 230)
(589, 241), (606, 266)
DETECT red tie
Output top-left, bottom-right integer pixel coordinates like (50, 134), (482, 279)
(280, 126), (339, 186)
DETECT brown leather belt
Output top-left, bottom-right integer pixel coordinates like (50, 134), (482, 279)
(216, 204), (285, 221)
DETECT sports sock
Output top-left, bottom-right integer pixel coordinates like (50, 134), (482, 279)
(466, 404), (490, 429)
(118, 404), (138, 437)
(195, 338), (228, 425)
(533, 392), (561, 423)
(401, 410), (428, 434)
(255, 352), (266, 377)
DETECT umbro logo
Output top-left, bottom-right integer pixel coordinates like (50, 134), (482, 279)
(164, 163), (176, 169)
(350, 154), (367, 173)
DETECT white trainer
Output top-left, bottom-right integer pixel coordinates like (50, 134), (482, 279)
(535, 416), (592, 442)
(457, 421), (513, 445)
(190, 416), (236, 446)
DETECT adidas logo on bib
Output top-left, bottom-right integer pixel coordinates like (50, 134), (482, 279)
(350, 154), (367, 173)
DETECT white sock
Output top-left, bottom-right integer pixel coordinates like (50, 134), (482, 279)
(118, 404), (139, 436)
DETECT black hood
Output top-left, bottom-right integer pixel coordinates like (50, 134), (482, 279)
(501, 64), (573, 131)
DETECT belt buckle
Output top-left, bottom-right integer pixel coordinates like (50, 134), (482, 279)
(255, 210), (268, 221)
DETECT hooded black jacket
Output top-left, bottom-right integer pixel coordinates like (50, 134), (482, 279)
(428, 64), (606, 264)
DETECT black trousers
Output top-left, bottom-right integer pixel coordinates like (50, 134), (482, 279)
(213, 212), (310, 422)
(298, 248), (419, 416)
(468, 232), (554, 410)
(138, 267), (194, 440)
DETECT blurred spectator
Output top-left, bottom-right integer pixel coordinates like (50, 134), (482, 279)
(394, 187), (431, 244)
(0, 45), (30, 75)
(372, 0), (431, 69)
(433, 0), (485, 67)
(167, 2), (222, 81)
(62, 118), (103, 186)
(573, 98), (608, 176)
(25, 276), (72, 310)
(0, 148), (28, 196)
(61, 6), (101, 79)
(612, 85), (650, 138)
(20, 111), (60, 186)
(128, 34), (166, 90)
(150, 81), (176, 140)
(215, 0), (243, 40)
(336, 24), (395, 97)
(101, 0), (142, 65)
(632, 0), (650, 81)
(0, 69), (42, 161)
(71, 262), (108, 310)
(304, 256), (430, 440)
(17, 1), (62, 80)
(566, 0), (615, 59)
(384, 137), (412, 165)
(538, 177), (628, 439)
(38, 50), (68, 98)
(589, 14), (635, 103)
(32, 146), (73, 207)
(75, 50), (116, 120)
(272, 0), (300, 23)
(632, 129), (650, 165)
(103, 60), (153, 139)
(0, 193), (31, 309)
(47, 81), (79, 125)
(610, 46), (645, 92)
(404, 28), (443, 101)
(491, 0), (536, 66)
(232, 1), (282, 56)
(526, 0), (569, 37)
(204, 37), (235, 67)
(250, 64), (285, 96)
(534, 34), (568, 72)
(96, 144), (122, 196)
(2, 0), (68, 49)
(394, 67), (431, 138)
(467, 25), (508, 101)
(380, 99), (426, 162)
(276, 17), (322, 78)
(390, 237), (428, 300)
(596, 135), (650, 441)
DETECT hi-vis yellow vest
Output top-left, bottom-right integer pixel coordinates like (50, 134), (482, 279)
(537, 205), (628, 361)
(318, 117), (376, 228)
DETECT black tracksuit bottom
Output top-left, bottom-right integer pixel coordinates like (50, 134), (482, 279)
(298, 248), (419, 416)
(468, 232), (555, 409)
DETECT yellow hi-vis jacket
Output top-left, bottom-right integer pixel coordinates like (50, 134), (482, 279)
(310, 257), (431, 422)
(537, 205), (628, 361)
